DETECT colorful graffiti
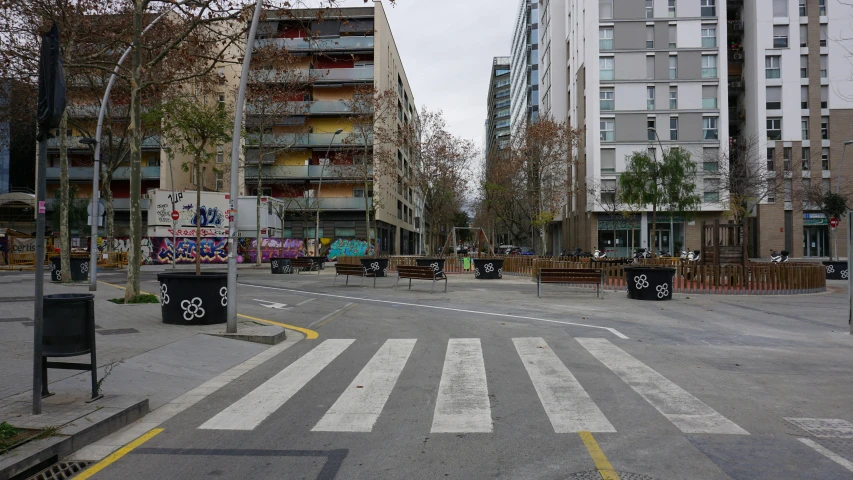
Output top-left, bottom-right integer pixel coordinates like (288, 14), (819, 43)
(190, 206), (224, 228)
(327, 238), (372, 260)
(238, 238), (305, 263)
(97, 238), (154, 264)
(150, 237), (228, 264)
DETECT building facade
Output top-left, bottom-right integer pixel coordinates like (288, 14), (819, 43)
(485, 57), (511, 155)
(510, 0), (540, 131)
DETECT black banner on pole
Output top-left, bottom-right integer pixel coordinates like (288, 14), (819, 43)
(37, 22), (65, 141)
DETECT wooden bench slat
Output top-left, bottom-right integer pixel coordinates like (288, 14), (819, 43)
(538, 268), (604, 298)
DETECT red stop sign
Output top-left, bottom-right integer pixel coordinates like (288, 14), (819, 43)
(171, 210), (180, 221)
(830, 217), (840, 229)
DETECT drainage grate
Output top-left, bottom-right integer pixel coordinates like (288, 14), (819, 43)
(566, 472), (661, 480)
(25, 461), (91, 480)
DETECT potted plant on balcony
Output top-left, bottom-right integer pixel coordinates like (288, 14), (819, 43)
(155, 96), (231, 324)
(618, 142), (701, 300)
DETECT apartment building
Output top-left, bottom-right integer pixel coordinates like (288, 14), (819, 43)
(538, 0), (568, 123)
(245, 3), (419, 255)
(510, 0), (540, 131)
(486, 57), (512, 155)
(561, 0), (728, 257)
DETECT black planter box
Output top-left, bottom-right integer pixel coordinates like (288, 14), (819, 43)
(271, 258), (292, 274)
(361, 258), (390, 277)
(157, 271), (228, 325)
(416, 258), (446, 276)
(473, 259), (504, 279)
(625, 266), (675, 301)
(50, 256), (91, 282)
(823, 261), (849, 280)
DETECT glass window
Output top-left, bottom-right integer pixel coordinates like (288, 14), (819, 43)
(801, 86), (809, 109)
(767, 180), (776, 203)
(600, 57), (614, 80)
(668, 0), (676, 17)
(335, 227), (356, 237)
(767, 147), (776, 170)
(819, 0), (826, 16)
(646, 0), (654, 18)
(767, 118), (782, 140)
(670, 117), (678, 141)
(802, 147), (811, 170)
(773, 25), (788, 48)
(599, 0), (613, 19)
(601, 149), (616, 172)
(820, 55), (828, 77)
(669, 26), (677, 48)
(647, 26), (655, 48)
(647, 86), (655, 110)
(821, 85), (828, 108)
(216, 146), (224, 164)
(773, 0), (787, 17)
(669, 87), (678, 109)
(801, 55), (808, 78)
(647, 55), (655, 79)
(702, 55), (717, 78)
(821, 116), (829, 139)
(799, 0), (807, 16)
(600, 28), (613, 50)
(800, 25), (808, 47)
(701, 27), (717, 48)
(822, 147), (829, 170)
(704, 179), (720, 202)
(703, 117), (718, 140)
(600, 119), (614, 141)
(648, 118), (656, 141)
(304, 227), (324, 238)
(702, 84), (717, 109)
(784, 179), (793, 202)
(766, 55), (781, 78)
(600, 89), (615, 111)
(766, 86), (782, 110)
(701, 0), (716, 17)
(704, 147), (720, 171)
(819, 25), (827, 47)
(783, 146), (792, 170)
(802, 118), (809, 140)
(669, 56), (677, 79)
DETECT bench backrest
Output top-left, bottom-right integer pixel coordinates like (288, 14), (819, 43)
(336, 264), (368, 274)
(398, 265), (437, 279)
(291, 258), (314, 266)
(539, 268), (603, 281)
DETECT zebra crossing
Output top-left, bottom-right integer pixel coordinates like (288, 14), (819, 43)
(199, 337), (750, 436)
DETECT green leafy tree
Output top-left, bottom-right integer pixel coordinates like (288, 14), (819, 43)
(618, 147), (701, 261)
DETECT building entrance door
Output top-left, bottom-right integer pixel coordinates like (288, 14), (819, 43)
(803, 226), (827, 257)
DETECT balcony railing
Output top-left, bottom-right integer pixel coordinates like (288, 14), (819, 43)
(255, 36), (374, 52)
(244, 100), (354, 116)
(47, 135), (161, 149)
(45, 166), (161, 181)
(245, 132), (372, 148)
(244, 165), (371, 179)
(281, 197), (372, 211)
(250, 67), (373, 84)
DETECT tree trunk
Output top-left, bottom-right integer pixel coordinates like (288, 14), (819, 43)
(651, 203), (657, 263)
(59, 111), (71, 283)
(195, 154), (202, 275)
(125, 3), (143, 302)
(255, 132), (264, 265)
(103, 176), (115, 252)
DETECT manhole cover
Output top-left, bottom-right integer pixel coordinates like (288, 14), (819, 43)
(25, 461), (91, 480)
(566, 471), (661, 480)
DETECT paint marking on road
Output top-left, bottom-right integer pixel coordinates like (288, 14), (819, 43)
(237, 313), (319, 339)
(297, 298), (316, 306)
(786, 418), (853, 438)
(576, 338), (748, 435)
(309, 303), (356, 328)
(312, 339), (416, 432)
(239, 282), (629, 339)
(513, 338), (615, 433)
(74, 428), (164, 480)
(431, 338), (492, 433)
(798, 438), (853, 473)
(199, 339), (353, 430)
(579, 431), (620, 480)
(253, 299), (289, 309)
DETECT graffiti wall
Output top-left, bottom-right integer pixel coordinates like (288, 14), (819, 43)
(327, 238), (372, 260)
(97, 237), (155, 264)
(150, 237), (228, 264)
(239, 238), (305, 263)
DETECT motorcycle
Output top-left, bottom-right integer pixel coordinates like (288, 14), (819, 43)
(770, 249), (789, 264)
(592, 248), (607, 260)
(633, 248), (649, 262)
(681, 248), (701, 262)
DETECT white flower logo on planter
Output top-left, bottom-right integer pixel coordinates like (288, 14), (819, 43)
(283, 265), (291, 273)
(430, 262), (440, 272)
(474, 268), (480, 277)
(54, 270), (62, 281)
(656, 284), (669, 298)
(49, 263), (55, 271)
(484, 263), (494, 273)
(81, 262), (89, 274)
(180, 297), (205, 321)
(634, 274), (649, 289)
(827, 265), (835, 274)
(371, 262), (380, 270)
(160, 283), (170, 305)
(219, 287), (228, 306)
(383, 268), (388, 276)
(843, 270), (849, 279)
(272, 260), (279, 269)
(498, 268), (503, 278)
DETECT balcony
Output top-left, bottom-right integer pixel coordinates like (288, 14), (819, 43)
(255, 36), (374, 52)
(250, 67), (373, 84)
(244, 165), (371, 180)
(45, 166), (161, 181)
(47, 135), (161, 150)
(244, 100), (353, 116)
(245, 132), (372, 148)
(282, 196), (372, 211)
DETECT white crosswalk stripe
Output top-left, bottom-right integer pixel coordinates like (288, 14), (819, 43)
(431, 338), (492, 433)
(576, 337), (749, 435)
(312, 339), (417, 432)
(199, 339), (354, 431)
(513, 337), (615, 433)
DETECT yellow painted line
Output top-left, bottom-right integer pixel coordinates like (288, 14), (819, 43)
(75, 428), (164, 480)
(98, 281), (153, 296)
(238, 313), (319, 340)
(579, 431), (620, 480)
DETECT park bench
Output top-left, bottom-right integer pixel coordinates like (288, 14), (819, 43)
(291, 257), (318, 274)
(538, 268), (605, 298)
(396, 265), (447, 293)
(333, 264), (376, 287)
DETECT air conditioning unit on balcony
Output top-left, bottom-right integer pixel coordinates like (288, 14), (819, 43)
(733, 53), (744, 60)
(731, 81), (743, 88)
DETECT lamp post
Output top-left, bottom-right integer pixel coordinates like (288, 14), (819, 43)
(832, 140), (853, 261)
(315, 129), (343, 255)
(648, 127), (669, 256)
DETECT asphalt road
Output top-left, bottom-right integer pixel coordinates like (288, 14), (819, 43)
(75, 267), (853, 479)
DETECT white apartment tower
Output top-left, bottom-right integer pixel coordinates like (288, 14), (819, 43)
(510, 0), (540, 131)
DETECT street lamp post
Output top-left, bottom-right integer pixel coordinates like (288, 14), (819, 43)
(315, 129), (343, 255)
(832, 141), (853, 261)
(648, 128), (669, 256)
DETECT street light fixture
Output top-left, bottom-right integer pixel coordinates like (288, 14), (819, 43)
(315, 129), (344, 254)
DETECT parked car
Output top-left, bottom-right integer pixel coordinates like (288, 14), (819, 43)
(497, 245), (516, 255)
(519, 247), (535, 256)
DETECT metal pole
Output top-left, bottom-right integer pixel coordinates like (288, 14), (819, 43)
(226, 0), (264, 334)
(315, 130), (341, 255)
(834, 142), (852, 261)
(848, 208), (852, 335)
(33, 138), (47, 414)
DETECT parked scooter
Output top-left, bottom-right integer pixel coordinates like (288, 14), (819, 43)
(681, 248), (701, 262)
(592, 248), (607, 260)
(633, 248), (650, 262)
(770, 249), (790, 264)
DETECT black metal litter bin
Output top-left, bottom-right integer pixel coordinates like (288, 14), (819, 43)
(41, 293), (100, 399)
(50, 256), (90, 282)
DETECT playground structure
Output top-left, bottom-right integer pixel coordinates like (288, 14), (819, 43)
(437, 227), (495, 256)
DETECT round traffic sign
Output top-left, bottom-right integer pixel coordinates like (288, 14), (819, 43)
(830, 217), (840, 229)
(171, 210), (180, 221)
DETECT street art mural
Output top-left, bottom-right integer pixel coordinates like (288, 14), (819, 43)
(190, 206), (224, 228)
(238, 238), (305, 263)
(327, 238), (372, 260)
(97, 237), (154, 264)
(150, 237), (228, 264)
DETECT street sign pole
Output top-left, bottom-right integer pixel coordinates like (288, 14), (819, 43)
(848, 211), (852, 335)
(830, 217), (840, 261)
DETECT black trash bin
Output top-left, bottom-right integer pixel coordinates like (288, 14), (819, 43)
(41, 293), (100, 399)
(271, 258), (292, 274)
(50, 256), (91, 282)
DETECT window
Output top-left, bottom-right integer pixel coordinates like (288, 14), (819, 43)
(647, 26), (655, 48)
(701, 26), (717, 48)
(820, 25), (827, 47)
(802, 118), (809, 140)
(669, 26), (677, 48)
(647, 86), (655, 110)
(702, 55), (717, 78)
(704, 179), (720, 202)
(784, 179), (793, 201)
(766, 86), (782, 110)
(802, 147), (811, 170)
(216, 146), (224, 164)
(801, 55), (808, 78)
(773, 0), (787, 17)
(669, 117), (678, 140)
(646, 0), (654, 18)
(773, 25), (789, 48)
(668, 0), (676, 17)
(353, 188), (365, 198)
(599, 0), (613, 19)
(822, 178), (831, 193)
(648, 118), (656, 141)
(600, 57), (614, 80)
(821, 117), (829, 139)
(304, 227), (324, 238)
(821, 86), (828, 108)
(335, 227), (356, 237)
(822, 147), (830, 170)
(646, 55), (655, 79)
(600, 88), (614, 111)
(669, 86), (678, 109)
(215, 171), (223, 191)
(767, 118), (782, 140)
(218, 94), (225, 111)
(601, 179), (617, 204)
(820, 55), (828, 77)
(767, 147), (776, 170)
(819, 0), (826, 16)
(704, 147), (720, 171)
(600, 119), (614, 141)
(669, 56), (677, 79)
(767, 180), (776, 203)
(801, 86), (809, 109)
(800, 25), (808, 47)
(766, 55), (781, 78)
(799, 0), (807, 16)
(601, 149), (616, 173)
(599, 28), (613, 50)
(783, 147), (792, 170)
(703, 117), (718, 140)
(702, 85), (717, 109)
(701, 0), (716, 17)
(147, 156), (160, 167)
